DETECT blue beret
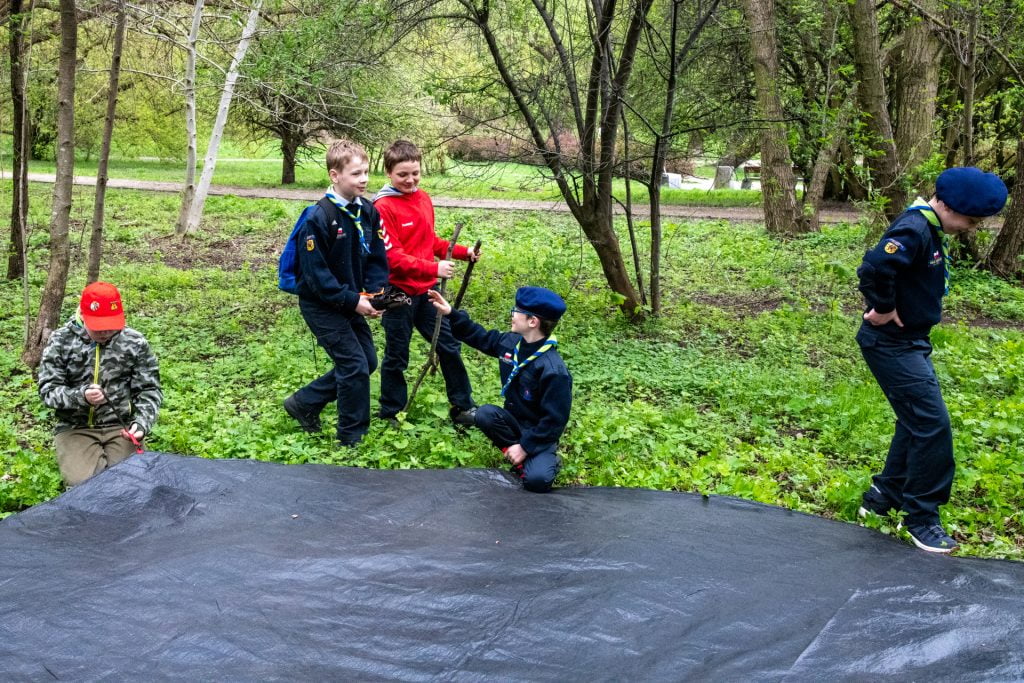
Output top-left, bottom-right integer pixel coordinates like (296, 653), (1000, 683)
(935, 167), (1008, 217)
(515, 286), (566, 321)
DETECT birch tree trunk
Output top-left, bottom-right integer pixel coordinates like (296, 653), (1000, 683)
(87, 0), (128, 283)
(740, 0), (805, 235)
(983, 138), (1024, 278)
(182, 0), (262, 236)
(175, 0), (205, 235)
(6, 0), (29, 281)
(23, 0), (77, 368)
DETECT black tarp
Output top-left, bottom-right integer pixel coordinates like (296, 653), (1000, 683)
(1, 452), (1023, 681)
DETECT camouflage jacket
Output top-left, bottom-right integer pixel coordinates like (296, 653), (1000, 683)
(38, 318), (162, 434)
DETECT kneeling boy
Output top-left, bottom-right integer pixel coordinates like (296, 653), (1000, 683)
(38, 281), (162, 486)
(428, 286), (571, 492)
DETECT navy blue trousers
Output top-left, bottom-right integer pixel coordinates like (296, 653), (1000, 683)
(857, 325), (954, 525)
(474, 404), (561, 493)
(295, 299), (377, 445)
(379, 292), (474, 418)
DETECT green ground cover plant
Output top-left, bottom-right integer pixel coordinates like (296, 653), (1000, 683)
(23, 157), (762, 207)
(1, 184), (1022, 559)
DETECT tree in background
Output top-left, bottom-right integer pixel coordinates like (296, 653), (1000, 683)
(740, 0), (804, 235)
(86, 0), (128, 283)
(22, 0), (77, 368)
(179, 0), (263, 236)
(431, 0), (654, 317)
(232, 0), (428, 184)
(6, 0), (29, 282)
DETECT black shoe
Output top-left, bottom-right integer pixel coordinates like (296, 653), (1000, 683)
(450, 405), (477, 427)
(284, 395), (321, 433)
(858, 484), (896, 518)
(899, 521), (959, 553)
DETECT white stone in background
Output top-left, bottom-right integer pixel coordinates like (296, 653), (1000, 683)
(661, 172), (684, 189)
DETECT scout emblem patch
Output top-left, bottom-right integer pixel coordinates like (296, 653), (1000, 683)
(306, 237), (315, 251)
(884, 239), (904, 254)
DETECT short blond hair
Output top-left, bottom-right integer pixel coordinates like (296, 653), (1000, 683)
(326, 139), (368, 173)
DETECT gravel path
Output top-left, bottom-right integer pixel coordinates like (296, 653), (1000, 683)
(12, 171), (863, 224)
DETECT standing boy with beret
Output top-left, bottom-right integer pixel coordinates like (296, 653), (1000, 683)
(856, 167), (1008, 553)
(428, 286), (572, 493)
(38, 282), (162, 486)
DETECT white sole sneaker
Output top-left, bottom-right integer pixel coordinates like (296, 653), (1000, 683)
(897, 522), (957, 554)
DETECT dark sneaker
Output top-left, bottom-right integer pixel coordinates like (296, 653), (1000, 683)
(283, 395), (321, 433)
(450, 405), (478, 427)
(858, 484), (896, 518)
(900, 522), (958, 554)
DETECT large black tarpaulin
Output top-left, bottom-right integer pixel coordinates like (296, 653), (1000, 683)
(1, 452), (1022, 680)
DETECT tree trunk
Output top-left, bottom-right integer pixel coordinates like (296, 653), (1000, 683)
(646, 0), (722, 312)
(468, 0), (644, 317)
(175, 0), (204, 235)
(22, 0), (77, 369)
(87, 0), (127, 283)
(740, 0), (805, 235)
(281, 134), (299, 185)
(848, 0), (902, 219)
(183, 0), (263, 235)
(960, 10), (978, 166)
(803, 95), (854, 232)
(984, 138), (1024, 278)
(893, 0), (942, 176)
(6, 0), (29, 282)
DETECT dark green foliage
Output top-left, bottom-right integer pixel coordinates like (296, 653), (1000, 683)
(1, 185), (1022, 559)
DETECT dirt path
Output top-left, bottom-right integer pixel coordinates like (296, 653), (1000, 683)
(11, 171), (863, 224)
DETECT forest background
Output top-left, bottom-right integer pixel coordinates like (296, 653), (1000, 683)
(1, 0), (1023, 559)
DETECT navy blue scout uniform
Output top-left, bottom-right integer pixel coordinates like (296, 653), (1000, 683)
(856, 166), (1007, 552)
(450, 287), (572, 492)
(290, 194), (389, 445)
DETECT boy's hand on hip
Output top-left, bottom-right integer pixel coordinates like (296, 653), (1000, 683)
(864, 308), (903, 327)
(437, 260), (455, 279)
(84, 384), (107, 406)
(355, 296), (382, 318)
(505, 444), (527, 466)
(426, 290), (452, 316)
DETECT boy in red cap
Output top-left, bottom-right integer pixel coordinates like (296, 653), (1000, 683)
(38, 282), (162, 486)
(856, 167), (1008, 553)
(428, 286), (572, 492)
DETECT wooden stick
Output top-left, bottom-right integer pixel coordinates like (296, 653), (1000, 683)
(405, 222), (462, 411)
(452, 239), (482, 310)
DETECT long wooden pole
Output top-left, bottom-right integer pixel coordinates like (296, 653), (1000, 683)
(405, 223), (462, 411)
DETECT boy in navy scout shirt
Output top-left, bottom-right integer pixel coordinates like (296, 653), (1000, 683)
(428, 286), (572, 492)
(856, 166), (1007, 553)
(283, 140), (390, 447)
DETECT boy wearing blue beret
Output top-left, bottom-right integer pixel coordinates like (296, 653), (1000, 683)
(856, 166), (1008, 553)
(428, 286), (572, 492)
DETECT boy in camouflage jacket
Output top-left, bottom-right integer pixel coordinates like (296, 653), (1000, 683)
(38, 282), (162, 486)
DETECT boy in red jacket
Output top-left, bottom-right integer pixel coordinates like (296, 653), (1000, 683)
(374, 140), (480, 424)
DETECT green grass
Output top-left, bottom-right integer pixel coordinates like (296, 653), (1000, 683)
(22, 156), (762, 207)
(1, 184), (1022, 560)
